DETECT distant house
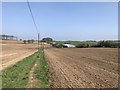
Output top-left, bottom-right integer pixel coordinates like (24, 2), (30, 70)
(0, 35), (18, 40)
(62, 44), (75, 48)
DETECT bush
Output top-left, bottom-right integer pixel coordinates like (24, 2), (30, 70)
(91, 41), (119, 48)
(52, 43), (63, 48)
(76, 43), (86, 48)
(55, 44), (63, 48)
(23, 40), (26, 44)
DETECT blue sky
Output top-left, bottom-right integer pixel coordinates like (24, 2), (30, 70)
(2, 2), (118, 41)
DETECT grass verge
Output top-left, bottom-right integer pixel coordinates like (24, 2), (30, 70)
(34, 48), (50, 88)
(2, 49), (50, 88)
(2, 52), (38, 88)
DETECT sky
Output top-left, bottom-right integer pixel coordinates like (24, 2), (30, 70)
(2, 2), (118, 41)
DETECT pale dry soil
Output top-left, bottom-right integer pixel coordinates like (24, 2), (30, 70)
(1, 40), (38, 70)
(44, 46), (118, 88)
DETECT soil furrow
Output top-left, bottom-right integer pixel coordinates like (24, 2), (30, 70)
(44, 47), (118, 88)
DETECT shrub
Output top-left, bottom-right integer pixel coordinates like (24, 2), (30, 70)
(76, 43), (86, 48)
(55, 44), (63, 48)
(91, 41), (119, 48)
(23, 40), (26, 44)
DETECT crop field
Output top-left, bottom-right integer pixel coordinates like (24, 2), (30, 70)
(2, 1), (119, 89)
(1, 40), (38, 70)
(44, 45), (118, 88)
(1, 40), (119, 88)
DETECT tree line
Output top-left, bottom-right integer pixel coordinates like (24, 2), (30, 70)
(23, 38), (53, 44)
(76, 40), (119, 48)
(23, 40), (34, 44)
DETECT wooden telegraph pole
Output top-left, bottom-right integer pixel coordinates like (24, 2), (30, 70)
(38, 33), (40, 51)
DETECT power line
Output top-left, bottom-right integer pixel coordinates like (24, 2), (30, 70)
(27, 0), (40, 51)
(27, 0), (39, 33)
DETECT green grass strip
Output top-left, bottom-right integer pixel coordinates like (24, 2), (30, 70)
(2, 52), (38, 88)
(34, 49), (50, 88)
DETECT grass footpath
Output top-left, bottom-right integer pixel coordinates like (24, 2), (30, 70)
(2, 52), (37, 88)
(2, 49), (50, 88)
(33, 49), (50, 88)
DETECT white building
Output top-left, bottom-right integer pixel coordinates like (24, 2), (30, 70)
(63, 44), (76, 48)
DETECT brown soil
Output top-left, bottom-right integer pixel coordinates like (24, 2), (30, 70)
(1, 40), (38, 70)
(44, 46), (118, 88)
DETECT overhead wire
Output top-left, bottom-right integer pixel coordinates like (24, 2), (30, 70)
(27, 0), (40, 50)
(27, 0), (39, 33)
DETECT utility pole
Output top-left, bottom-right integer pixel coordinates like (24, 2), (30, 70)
(38, 33), (40, 51)
(41, 37), (42, 49)
(27, 0), (40, 52)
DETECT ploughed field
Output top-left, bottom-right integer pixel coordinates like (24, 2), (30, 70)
(1, 40), (38, 70)
(44, 47), (118, 88)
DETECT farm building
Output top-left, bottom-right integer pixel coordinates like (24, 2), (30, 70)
(0, 35), (18, 40)
(63, 44), (76, 48)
